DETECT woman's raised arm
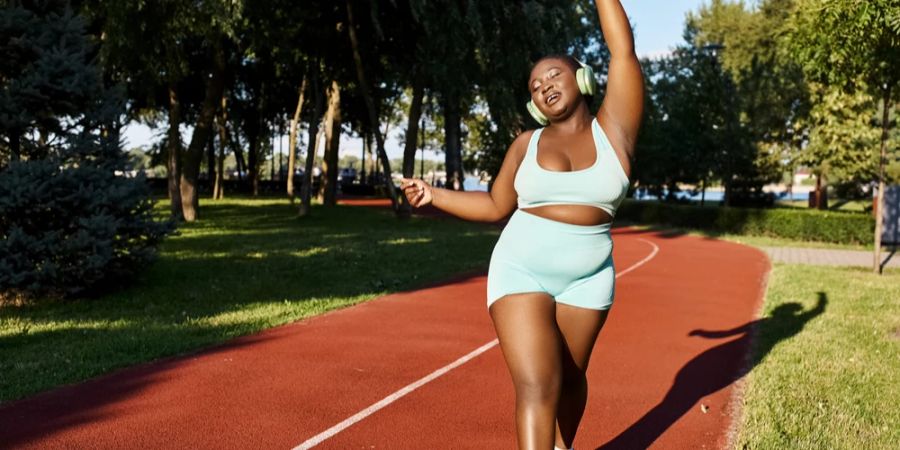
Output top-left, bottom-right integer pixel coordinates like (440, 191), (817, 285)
(595, 0), (644, 157)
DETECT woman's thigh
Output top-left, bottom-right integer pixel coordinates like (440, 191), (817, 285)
(489, 292), (563, 391)
(555, 303), (609, 373)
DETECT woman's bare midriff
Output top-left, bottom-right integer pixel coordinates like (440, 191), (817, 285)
(521, 204), (612, 226)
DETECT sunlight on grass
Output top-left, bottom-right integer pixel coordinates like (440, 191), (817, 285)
(735, 265), (900, 449)
(0, 197), (500, 404)
(379, 237), (433, 245)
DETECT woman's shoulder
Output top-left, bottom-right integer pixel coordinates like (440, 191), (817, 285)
(509, 128), (537, 155)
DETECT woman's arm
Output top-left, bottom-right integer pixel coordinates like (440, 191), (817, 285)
(595, 0), (644, 156)
(401, 131), (531, 222)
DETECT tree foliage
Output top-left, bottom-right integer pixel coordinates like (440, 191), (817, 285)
(0, 0), (173, 300)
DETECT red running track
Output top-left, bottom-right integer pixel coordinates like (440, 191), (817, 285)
(0, 222), (770, 449)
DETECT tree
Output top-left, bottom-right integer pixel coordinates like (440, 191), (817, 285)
(461, 0), (607, 183)
(636, 34), (758, 205)
(0, 1), (102, 164)
(788, 0), (900, 272)
(345, 0), (403, 213)
(287, 76), (307, 203)
(796, 82), (880, 208)
(320, 80), (342, 205)
(0, 0), (172, 301)
(180, 37), (229, 220)
(298, 66), (326, 217)
(688, 0), (808, 203)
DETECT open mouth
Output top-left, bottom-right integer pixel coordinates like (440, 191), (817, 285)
(546, 92), (561, 105)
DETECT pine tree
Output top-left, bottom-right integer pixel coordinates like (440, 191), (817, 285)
(0, 1), (173, 301)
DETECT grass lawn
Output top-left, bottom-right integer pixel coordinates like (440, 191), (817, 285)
(615, 223), (877, 251)
(734, 264), (900, 449)
(0, 198), (500, 405)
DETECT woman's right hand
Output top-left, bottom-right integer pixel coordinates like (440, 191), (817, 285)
(400, 178), (434, 208)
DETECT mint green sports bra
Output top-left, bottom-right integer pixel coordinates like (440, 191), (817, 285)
(514, 118), (630, 217)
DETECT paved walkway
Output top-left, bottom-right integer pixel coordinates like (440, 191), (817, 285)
(762, 246), (900, 268)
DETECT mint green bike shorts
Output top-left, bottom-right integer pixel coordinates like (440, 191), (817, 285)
(487, 209), (615, 310)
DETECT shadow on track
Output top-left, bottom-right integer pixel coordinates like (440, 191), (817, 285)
(596, 293), (827, 449)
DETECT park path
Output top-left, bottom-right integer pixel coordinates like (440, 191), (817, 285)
(0, 206), (770, 449)
(762, 246), (900, 269)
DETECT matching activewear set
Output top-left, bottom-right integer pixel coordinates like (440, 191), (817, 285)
(487, 118), (629, 311)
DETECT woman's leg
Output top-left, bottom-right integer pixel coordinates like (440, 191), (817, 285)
(553, 303), (609, 449)
(489, 292), (563, 450)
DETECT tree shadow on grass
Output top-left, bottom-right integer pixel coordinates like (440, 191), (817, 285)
(596, 293), (828, 449)
(0, 202), (500, 443)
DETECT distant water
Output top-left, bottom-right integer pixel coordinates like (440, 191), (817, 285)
(464, 177), (488, 192)
(634, 190), (809, 202)
(462, 179), (809, 202)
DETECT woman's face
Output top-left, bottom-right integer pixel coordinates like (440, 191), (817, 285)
(528, 58), (582, 122)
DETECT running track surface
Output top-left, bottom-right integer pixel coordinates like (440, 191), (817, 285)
(0, 205), (770, 449)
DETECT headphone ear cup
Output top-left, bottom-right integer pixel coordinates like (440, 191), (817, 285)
(576, 65), (597, 96)
(526, 100), (549, 126)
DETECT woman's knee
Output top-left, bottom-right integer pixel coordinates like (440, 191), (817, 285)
(514, 374), (562, 403)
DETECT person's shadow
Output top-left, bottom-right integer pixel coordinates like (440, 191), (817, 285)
(597, 293), (828, 449)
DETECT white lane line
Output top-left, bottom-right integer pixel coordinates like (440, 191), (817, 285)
(293, 340), (499, 450)
(616, 238), (660, 278)
(293, 236), (660, 449)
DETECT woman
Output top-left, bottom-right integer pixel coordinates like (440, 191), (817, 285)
(400, 1), (642, 448)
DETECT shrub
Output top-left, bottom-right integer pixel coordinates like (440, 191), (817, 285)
(617, 200), (874, 244)
(0, 160), (174, 300)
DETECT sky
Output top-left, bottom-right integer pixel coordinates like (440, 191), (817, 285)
(623, 0), (706, 58)
(123, 0), (709, 161)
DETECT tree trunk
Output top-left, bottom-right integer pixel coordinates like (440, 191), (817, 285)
(874, 85), (892, 274)
(226, 122), (245, 182)
(214, 96), (228, 200)
(270, 132), (276, 181)
(403, 74), (425, 178)
(299, 74), (325, 217)
(813, 172), (828, 210)
(443, 92), (464, 191)
(346, 0), (404, 215)
(288, 77), (307, 203)
(166, 84), (183, 220)
(366, 133), (375, 183)
(361, 131), (367, 184)
(700, 178), (706, 207)
(206, 128), (216, 194)
(180, 41), (226, 221)
(244, 90), (264, 197)
(723, 180), (731, 206)
(322, 80), (341, 206)
(9, 129), (21, 163)
(248, 126), (260, 196)
(420, 113), (426, 178)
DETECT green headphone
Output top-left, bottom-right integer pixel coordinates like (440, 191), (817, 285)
(526, 60), (597, 126)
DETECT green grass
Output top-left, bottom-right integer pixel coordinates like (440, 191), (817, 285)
(0, 198), (500, 404)
(734, 264), (900, 449)
(615, 222), (876, 251)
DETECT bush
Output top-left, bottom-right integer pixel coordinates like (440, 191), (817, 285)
(0, 160), (174, 300)
(617, 200), (874, 245)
